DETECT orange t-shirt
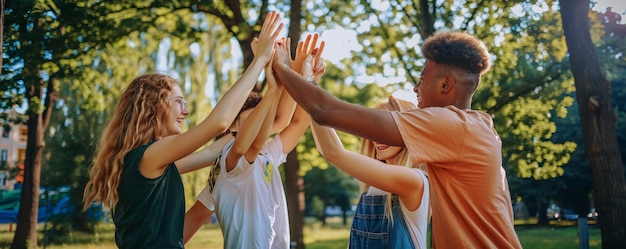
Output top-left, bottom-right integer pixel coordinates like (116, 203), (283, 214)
(392, 106), (522, 249)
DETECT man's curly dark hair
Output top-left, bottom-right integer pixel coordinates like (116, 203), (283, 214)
(421, 31), (491, 75)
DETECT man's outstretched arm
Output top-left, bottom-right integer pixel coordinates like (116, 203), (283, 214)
(271, 57), (405, 146)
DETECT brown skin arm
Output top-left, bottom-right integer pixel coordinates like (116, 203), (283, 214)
(271, 61), (405, 146)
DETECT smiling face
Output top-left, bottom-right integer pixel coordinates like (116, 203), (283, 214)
(165, 84), (189, 136)
(414, 60), (444, 109)
(372, 141), (403, 162)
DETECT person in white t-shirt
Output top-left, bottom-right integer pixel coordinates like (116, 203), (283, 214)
(183, 35), (326, 248)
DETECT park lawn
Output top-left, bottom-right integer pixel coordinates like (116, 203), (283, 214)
(0, 219), (601, 249)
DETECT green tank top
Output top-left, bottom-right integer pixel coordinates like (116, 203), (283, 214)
(113, 141), (185, 248)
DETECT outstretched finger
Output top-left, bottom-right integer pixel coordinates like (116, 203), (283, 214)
(286, 37), (292, 61)
(270, 23), (284, 41)
(296, 41), (304, 56)
(301, 34), (313, 55)
(261, 12), (279, 35)
(260, 12), (283, 40)
(259, 13), (272, 38)
(315, 40), (326, 62)
(309, 33), (319, 53)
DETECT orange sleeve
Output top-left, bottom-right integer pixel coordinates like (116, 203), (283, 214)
(391, 107), (467, 165)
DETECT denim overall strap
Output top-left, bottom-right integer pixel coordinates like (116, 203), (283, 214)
(388, 194), (416, 249)
(349, 193), (416, 249)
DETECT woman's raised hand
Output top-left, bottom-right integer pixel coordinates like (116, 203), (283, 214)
(255, 11), (284, 64)
(265, 44), (282, 92)
(291, 33), (325, 74)
(312, 54), (326, 82)
(272, 37), (291, 69)
(301, 54), (314, 77)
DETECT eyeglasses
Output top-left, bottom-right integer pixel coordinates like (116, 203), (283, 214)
(173, 98), (187, 110)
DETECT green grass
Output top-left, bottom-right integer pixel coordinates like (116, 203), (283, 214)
(0, 219), (602, 249)
(517, 225), (601, 249)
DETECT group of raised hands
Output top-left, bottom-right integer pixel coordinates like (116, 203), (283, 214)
(252, 11), (327, 95)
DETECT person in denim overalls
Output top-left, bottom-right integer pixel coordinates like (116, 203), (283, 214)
(310, 96), (430, 249)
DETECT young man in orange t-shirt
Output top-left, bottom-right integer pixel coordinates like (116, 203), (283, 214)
(272, 31), (522, 248)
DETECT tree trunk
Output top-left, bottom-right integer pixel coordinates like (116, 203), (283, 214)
(1, 0), (4, 69)
(11, 115), (41, 249)
(559, 1), (626, 248)
(418, 0), (435, 38)
(285, 151), (304, 249)
(11, 76), (55, 249)
(537, 203), (549, 226)
(285, 1), (304, 248)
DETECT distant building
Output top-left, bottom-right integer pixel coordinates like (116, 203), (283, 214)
(0, 108), (27, 190)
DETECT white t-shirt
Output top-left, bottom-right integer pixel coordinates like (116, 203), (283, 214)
(365, 169), (430, 249)
(197, 134), (289, 249)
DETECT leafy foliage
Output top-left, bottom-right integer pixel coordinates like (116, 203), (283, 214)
(4, 0), (625, 245)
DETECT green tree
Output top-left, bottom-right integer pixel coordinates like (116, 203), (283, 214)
(304, 0), (578, 181)
(2, 1), (168, 247)
(304, 166), (358, 225)
(3, 2), (64, 246)
(37, 4), (258, 245)
(42, 78), (111, 243)
(299, 3), (579, 229)
(507, 4), (626, 228)
(595, 6), (626, 167)
(559, 0), (626, 247)
(0, 0), (3, 69)
(41, 26), (167, 243)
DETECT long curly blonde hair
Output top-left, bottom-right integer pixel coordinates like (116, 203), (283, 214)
(359, 96), (426, 220)
(83, 73), (178, 212)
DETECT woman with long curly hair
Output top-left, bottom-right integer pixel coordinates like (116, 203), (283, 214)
(82, 12), (283, 249)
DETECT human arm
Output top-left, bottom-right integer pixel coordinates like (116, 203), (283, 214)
(224, 56), (282, 171)
(183, 200), (214, 244)
(141, 12), (283, 178)
(278, 105), (310, 154)
(271, 34), (325, 133)
(175, 135), (233, 174)
(277, 51), (325, 154)
(269, 38), (296, 133)
(310, 120), (424, 210)
(224, 87), (278, 171)
(244, 61), (284, 161)
(271, 44), (404, 147)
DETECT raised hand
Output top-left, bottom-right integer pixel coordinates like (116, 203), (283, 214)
(301, 54), (315, 77)
(265, 45), (283, 92)
(254, 11), (284, 64)
(273, 38), (291, 69)
(312, 54), (327, 82)
(250, 37), (259, 56)
(292, 33), (325, 74)
(313, 38), (325, 67)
